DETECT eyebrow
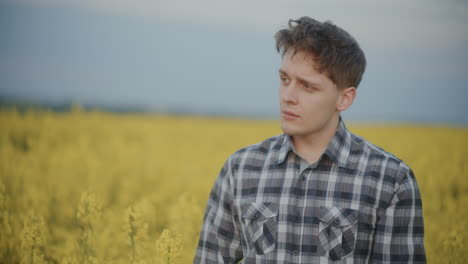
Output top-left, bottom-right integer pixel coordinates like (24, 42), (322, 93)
(278, 69), (321, 87)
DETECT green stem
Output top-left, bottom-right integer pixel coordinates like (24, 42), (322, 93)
(167, 244), (170, 264)
(30, 245), (34, 264)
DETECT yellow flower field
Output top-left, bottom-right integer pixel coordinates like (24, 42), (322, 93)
(1, 107), (467, 263)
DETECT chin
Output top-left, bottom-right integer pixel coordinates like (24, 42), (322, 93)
(280, 122), (301, 136)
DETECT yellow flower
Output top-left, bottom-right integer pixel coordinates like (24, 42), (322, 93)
(19, 213), (48, 264)
(155, 229), (182, 264)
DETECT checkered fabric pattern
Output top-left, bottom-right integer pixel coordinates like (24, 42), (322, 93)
(194, 117), (426, 263)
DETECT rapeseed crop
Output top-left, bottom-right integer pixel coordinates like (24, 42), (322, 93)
(1, 108), (467, 263)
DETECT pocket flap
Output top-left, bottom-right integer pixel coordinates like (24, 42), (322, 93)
(318, 206), (358, 227)
(241, 202), (278, 220)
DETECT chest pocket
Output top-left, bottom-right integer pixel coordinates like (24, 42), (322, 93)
(317, 206), (358, 261)
(240, 202), (278, 255)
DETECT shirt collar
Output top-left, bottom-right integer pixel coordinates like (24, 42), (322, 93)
(275, 116), (352, 168)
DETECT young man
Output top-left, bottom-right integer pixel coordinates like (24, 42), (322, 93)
(194, 17), (426, 263)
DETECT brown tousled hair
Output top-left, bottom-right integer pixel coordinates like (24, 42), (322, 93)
(275, 17), (366, 89)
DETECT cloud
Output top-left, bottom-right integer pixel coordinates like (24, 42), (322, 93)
(10, 0), (468, 51)
(2, 0), (467, 124)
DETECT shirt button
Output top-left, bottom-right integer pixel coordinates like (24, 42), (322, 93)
(334, 218), (341, 224)
(254, 212), (261, 220)
(293, 250), (299, 256)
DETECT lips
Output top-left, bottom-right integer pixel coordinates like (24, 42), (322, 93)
(282, 110), (299, 120)
(283, 110), (299, 117)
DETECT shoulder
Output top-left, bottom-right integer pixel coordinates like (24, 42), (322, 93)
(348, 132), (421, 208)
(224, 134), (285, 171)
(349, 132), (412, 184)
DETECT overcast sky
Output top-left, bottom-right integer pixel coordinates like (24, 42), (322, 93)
(1, 0), (467, 124)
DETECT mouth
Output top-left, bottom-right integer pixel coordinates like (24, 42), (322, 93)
(282, 110), (299, 120)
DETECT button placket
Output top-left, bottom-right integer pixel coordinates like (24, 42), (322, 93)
(293, 168), (309, 260)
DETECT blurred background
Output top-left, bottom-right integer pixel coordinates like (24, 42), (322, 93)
(1, 0), (467, 125)
(1, 1), (468, 263)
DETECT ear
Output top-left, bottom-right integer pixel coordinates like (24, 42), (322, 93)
(336, 87), (357, 112)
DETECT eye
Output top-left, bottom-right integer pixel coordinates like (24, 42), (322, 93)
(303, 82), (317, 91)
(279, 76), (288, 84)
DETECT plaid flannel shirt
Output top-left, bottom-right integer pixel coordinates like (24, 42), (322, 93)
(194, 117), (426, 263)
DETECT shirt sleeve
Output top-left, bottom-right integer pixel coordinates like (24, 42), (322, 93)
(371, 166), (426, 263)
(193, 157), (244, 264)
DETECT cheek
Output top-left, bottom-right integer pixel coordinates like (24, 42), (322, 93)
(301, 94), (337, 114)
(318, 92), (340, 107)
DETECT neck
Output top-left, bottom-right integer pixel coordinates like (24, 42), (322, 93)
(291, 115), (340, 164)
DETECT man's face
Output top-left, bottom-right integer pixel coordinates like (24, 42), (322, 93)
(278, 50), (343, 138)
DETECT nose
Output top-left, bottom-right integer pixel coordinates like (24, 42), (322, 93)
(280, 81), (298, 105)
